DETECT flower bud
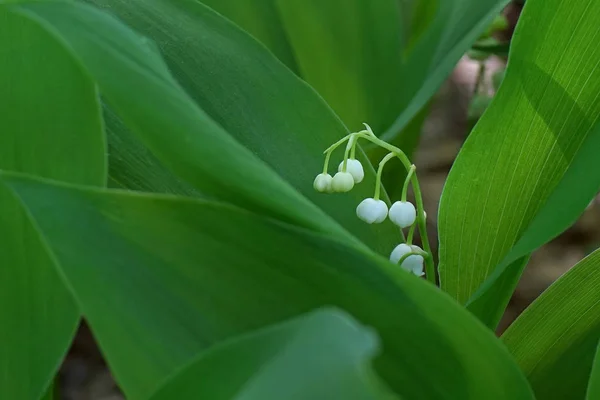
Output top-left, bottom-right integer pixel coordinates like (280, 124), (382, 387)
(313, 173), (333, 193)
(338, 159), (364, 183)
(331, 172), (354, 192)
(390, 243), (424, 276)
(356, 198), (388, 224)
(389, 201), (417, 228)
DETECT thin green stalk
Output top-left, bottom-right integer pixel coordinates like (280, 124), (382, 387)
(406, 223), (416, 244)
(322, 151), (332, 174)
(399, 228), (407, 243)
(410, 175), (435, 284)
(402, 165), (416, 201)
(473, 62), (487, 97)
(374, 152), (395, 200)
(324, 134), (351, 154)
(342, 135), (356, 170)
(353, 131), (436, 285)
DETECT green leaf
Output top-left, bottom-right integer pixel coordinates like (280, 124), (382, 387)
(438, 0), (600, 328)
(198, 0), (507, 146)
(6, 0), (362, 247)
(502, 249), (600, 400)
(198, 0), (298, 72)
(103, 105), (202, 196)
(0, 8), (105, 400)
(588, 341), (600, 399)
(274, 0), (404, 135)
(80, 0), (400, 254)
(149, 308), (392, 400)
(41, 381), (56, 400)
(380, 0), (509, 141)
(4, 174), (534, 400)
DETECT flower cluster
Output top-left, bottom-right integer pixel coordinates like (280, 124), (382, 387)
(313, 124), (431, 279)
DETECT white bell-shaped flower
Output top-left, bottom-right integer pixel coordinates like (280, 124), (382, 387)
(331, 172), (354, 192)
(406, 245), (425, 276)
(389, 201), (417, 228)
(390, 243), (411, 265)
(356, 198), (388, 224)
(313, 173), (333, 193)
(390, 243), (425, 276)
(338, 159), (364, 183)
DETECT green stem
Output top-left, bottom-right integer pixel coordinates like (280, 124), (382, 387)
(406, 223), (416, 245)
(374, 152), (395, 200)
(411, 175), (435, 285)
(353, 131), (412, 170)
(473, 62), (487, 97)
(324, 134), (351, 154)
(399, 228), (407, 243)
(342, 135), (356, 170)
(401, 165), (416, 201)
(322, 151), (332, 174)
(353, 131), (436, 285)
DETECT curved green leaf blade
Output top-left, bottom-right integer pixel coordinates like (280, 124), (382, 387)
(502, 249), (600, 400)
(0, 9), (105, 399)
(588, 342), (600, 399)
(103, 106), (202, 196)
(274, 0), (404, 135)
(12, 0), (402, 253)
(198, 0), (298, 72)
(198, 0), (507, 145)
(149, 308), (392, 400)
(438, 0), (600, 327)
(4, 175), (534, 400)
(82, 0), (400, 254)
(381, 0), (509, 141)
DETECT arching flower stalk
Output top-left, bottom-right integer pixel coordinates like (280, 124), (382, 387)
(313, 123), (435, 284)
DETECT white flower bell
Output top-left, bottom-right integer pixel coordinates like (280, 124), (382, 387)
(389, 201), (417, 228)
(331, 172), (354, 192)
(390, 243), (424, 276)
(338, 159), (364, 183)
(406, 245), (425, 276)
(356, 198), (388, 224)
(313, 173), (333, 193)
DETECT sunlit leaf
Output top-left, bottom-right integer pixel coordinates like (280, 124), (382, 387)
(502, 249), (600, 399)
(438, 0), (600, 328)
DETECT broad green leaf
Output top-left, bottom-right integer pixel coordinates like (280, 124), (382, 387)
(4, 174), (534, 400)
(16, 0), (401, 254)
(149, 308), (392, 400)
(0, 9), (105, 399)
(502, 249), (600, 400)
(438, 0), (600, 328)
(103, 106), (201, 196)
(82, 0), (400, 254)
(41, 381), (55, 400)
(379, 0), (509, 141)
(198, 0), (507, 146)
(198, 0), (298, 72)
(274, 0), (404, 135)
(6, 0), (360, 247)
(588, 342), (600, 399)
